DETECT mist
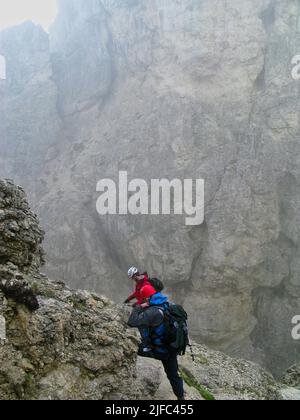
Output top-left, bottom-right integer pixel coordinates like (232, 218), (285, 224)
(0, 0), (57, 31)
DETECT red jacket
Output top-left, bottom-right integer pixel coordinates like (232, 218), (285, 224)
(127, 274), (151, 306)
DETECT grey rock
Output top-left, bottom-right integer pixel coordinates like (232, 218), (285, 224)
(281, 363), (300, 389)
(178, 342), (282, 400)
(0, 179), (45, 271)
(0, 179), (144, 400)
(279, 387), (300, 401)
(136, 357), (203, 401)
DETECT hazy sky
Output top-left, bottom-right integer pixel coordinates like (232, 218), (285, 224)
(0, 0), (58, 31)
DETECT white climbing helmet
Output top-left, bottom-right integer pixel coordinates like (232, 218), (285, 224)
(128, 267), (139, 278)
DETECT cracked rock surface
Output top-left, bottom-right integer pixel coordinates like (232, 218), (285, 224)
(0, 179), (143, 400)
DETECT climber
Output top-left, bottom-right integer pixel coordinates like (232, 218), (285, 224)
(127, 286), (185, 401)
(133, 283), (158, 353)
(124, 267), (151, 307)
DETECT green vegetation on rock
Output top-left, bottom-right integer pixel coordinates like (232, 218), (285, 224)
(179, 367), (215, 401)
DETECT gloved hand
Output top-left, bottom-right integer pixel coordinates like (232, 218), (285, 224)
(124, 298), (130, 304)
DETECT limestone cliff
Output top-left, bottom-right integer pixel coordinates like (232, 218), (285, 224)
(1, 178), (296, 400)
(0, 179), (144, 400)
(0, 0), (300, 376)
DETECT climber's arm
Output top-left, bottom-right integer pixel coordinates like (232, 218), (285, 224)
(127, 307), (163, 328)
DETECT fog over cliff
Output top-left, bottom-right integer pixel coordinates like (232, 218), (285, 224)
(1, 0), (300, 376)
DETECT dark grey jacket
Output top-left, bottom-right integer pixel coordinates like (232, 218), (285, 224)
(128, 306), (164, 329)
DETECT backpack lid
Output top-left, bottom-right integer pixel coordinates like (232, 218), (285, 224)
(150, 292), (168, 306)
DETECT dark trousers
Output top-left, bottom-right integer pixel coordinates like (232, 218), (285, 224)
(159, 352), (184, 399)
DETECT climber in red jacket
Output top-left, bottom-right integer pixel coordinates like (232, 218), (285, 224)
(124, 267), (151, 306)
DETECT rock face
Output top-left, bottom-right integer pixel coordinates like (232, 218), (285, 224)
(0, 179), (44, 271)
(0, 0), (300, 376)
(140, 342), (283, 401)
(282, 363), (300, 389)
(0, 179), (143, 400)
(178, 342), (282, 400)
(0, 179), (44, 311)
(0, 22), (61, 193)
(0, 178), (295, 400)
(279, 365), (300, 400)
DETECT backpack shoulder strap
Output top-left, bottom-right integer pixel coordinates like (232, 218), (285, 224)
(157, 308), (164, 318)
(152, 303), (169, 313)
